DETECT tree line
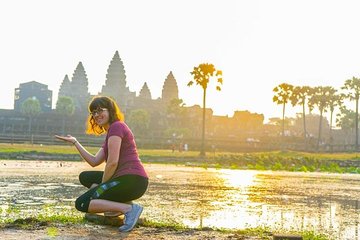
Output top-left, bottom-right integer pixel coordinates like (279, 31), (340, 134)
(273, 77), (360, 150)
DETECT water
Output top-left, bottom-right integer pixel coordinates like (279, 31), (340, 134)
(1, 160), (360, 239)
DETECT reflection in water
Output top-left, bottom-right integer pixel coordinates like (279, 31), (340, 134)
(179, 169), (360, 239)
(1, 161), (360, 239)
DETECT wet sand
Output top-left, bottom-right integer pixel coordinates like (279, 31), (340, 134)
(1, 160), (360, 239)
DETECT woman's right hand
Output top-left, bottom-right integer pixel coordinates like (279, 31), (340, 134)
(54, 135), (77, 144)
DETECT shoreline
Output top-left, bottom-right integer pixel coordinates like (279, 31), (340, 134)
(0, 150), (359, 175)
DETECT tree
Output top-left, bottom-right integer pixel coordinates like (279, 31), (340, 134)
(308, 86), (333, 150)
(341, 77), (360, 150)
(166, 98), (187, 128)
(127, 109), (150, 137)
(327, 89), (343, 145)
(272, 83), (294, 140)
(56, 96), (75, 135)
(290, 86), (312, 149)
(336, 106), (357, 145)
(188, 63), (222, 157)
(21, 97), (41, 134)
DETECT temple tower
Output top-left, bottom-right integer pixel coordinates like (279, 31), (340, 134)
(58, 75), (71, 97)
(161, 71), (179, 105)
(138, 82), (152, 100)
(69, 62), (91, 112)
(101, 51), (135, 113)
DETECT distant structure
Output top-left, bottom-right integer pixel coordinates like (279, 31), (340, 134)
(58, 75), (71, 97)
(138, 82), (152, 100)
(58, 62), (91, 112)
(100, 51), (136, 113)
(14, 81), (52, 112)
(161, 71), (179, 105)
(3, 52), (273, 152)
(57, 50), (179, 115)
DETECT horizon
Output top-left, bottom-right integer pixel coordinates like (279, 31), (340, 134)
(6, 72), (352, 126)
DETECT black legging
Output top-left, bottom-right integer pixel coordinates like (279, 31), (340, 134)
(75, 171), (148, 212)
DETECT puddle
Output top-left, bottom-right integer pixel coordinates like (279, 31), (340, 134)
(0, 160), (359, 239)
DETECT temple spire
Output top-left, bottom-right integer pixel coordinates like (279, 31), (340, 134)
(139, 82), (152, 100)
(58, 75), (71, 97)
(101, 51), (127, 99)
(69, 62), (90, 112)
(162, 71), (179, 103)
(101, 51), (135, 113)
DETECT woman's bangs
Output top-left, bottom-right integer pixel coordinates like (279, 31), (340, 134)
(89, 99), (104, 112)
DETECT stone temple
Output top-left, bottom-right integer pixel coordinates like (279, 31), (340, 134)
(58, 51), (179, 114)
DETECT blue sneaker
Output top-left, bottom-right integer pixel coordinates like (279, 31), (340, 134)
(119, 204), (143, 232)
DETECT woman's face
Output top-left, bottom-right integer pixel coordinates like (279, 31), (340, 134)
(90, 107), (110, 126)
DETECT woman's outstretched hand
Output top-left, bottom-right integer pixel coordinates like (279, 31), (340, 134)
(54, 135), (77, 145)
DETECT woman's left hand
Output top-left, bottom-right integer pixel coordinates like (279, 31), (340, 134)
(54, 135), (77, 144)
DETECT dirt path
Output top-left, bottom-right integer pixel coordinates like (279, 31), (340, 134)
(0, 224), (264, 240)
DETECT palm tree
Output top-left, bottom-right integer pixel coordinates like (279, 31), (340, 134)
(341, 77), (360, 150)
(290, 86), (312, 149)
(308, 86), (332, 150)
(21, 98), (41, 134)
(56, 96), (75, 135)
(327, 89), (343, 146)
(272, 83), (294, 140)
(336, 106), (357, 145)
(188, 63), (222, 157)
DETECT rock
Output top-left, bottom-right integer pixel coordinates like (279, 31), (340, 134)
(84, 213), (124, 226)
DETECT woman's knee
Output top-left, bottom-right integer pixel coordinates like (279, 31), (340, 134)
(78, 171), (88, 187)
(79, 171), (103, 188)
(75, 196), (90, 212)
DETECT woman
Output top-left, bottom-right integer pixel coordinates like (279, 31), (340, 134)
(55, 96), (148, 232)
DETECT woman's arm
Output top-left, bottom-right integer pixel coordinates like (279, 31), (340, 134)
(74, 142), (105, 167)
(54, 135), (105, 167)
(102, 135), (122, 183)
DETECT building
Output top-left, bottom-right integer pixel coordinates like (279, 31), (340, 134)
(14, 81), (52, 112)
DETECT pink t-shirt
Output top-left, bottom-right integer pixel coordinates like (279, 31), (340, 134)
(102, 121), (148, 179)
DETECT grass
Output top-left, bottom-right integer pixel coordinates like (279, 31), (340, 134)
(0, 214), (332, 240)
(0, 143), (98, 154)
(1, 143), (359, 159)
(1, 143), (360, 175)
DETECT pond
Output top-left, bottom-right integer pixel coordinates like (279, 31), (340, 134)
(1, 160), (359, 239)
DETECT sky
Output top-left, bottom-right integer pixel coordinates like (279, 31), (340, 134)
(1, 0), (360, 122)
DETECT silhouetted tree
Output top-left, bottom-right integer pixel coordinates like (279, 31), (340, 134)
(308, 86), (333, 150)
(21, 98), (41, 134)
(188, 63), (222, 157)
(127, 109), (150, 137)
(56, 96), (75, 135)
(327, 89), (343, 145)
(337, 106), (357, 145)
(166, 98), (186, 128)
(290, 86), (312, 149)
(341, 77), (360, 150)
(272, 83), (294, 140)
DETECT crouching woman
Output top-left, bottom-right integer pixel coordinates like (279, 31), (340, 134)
(55, 96), (148, 232)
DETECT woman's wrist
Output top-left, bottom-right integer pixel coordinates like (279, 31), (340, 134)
(72, 140), (78, 145)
